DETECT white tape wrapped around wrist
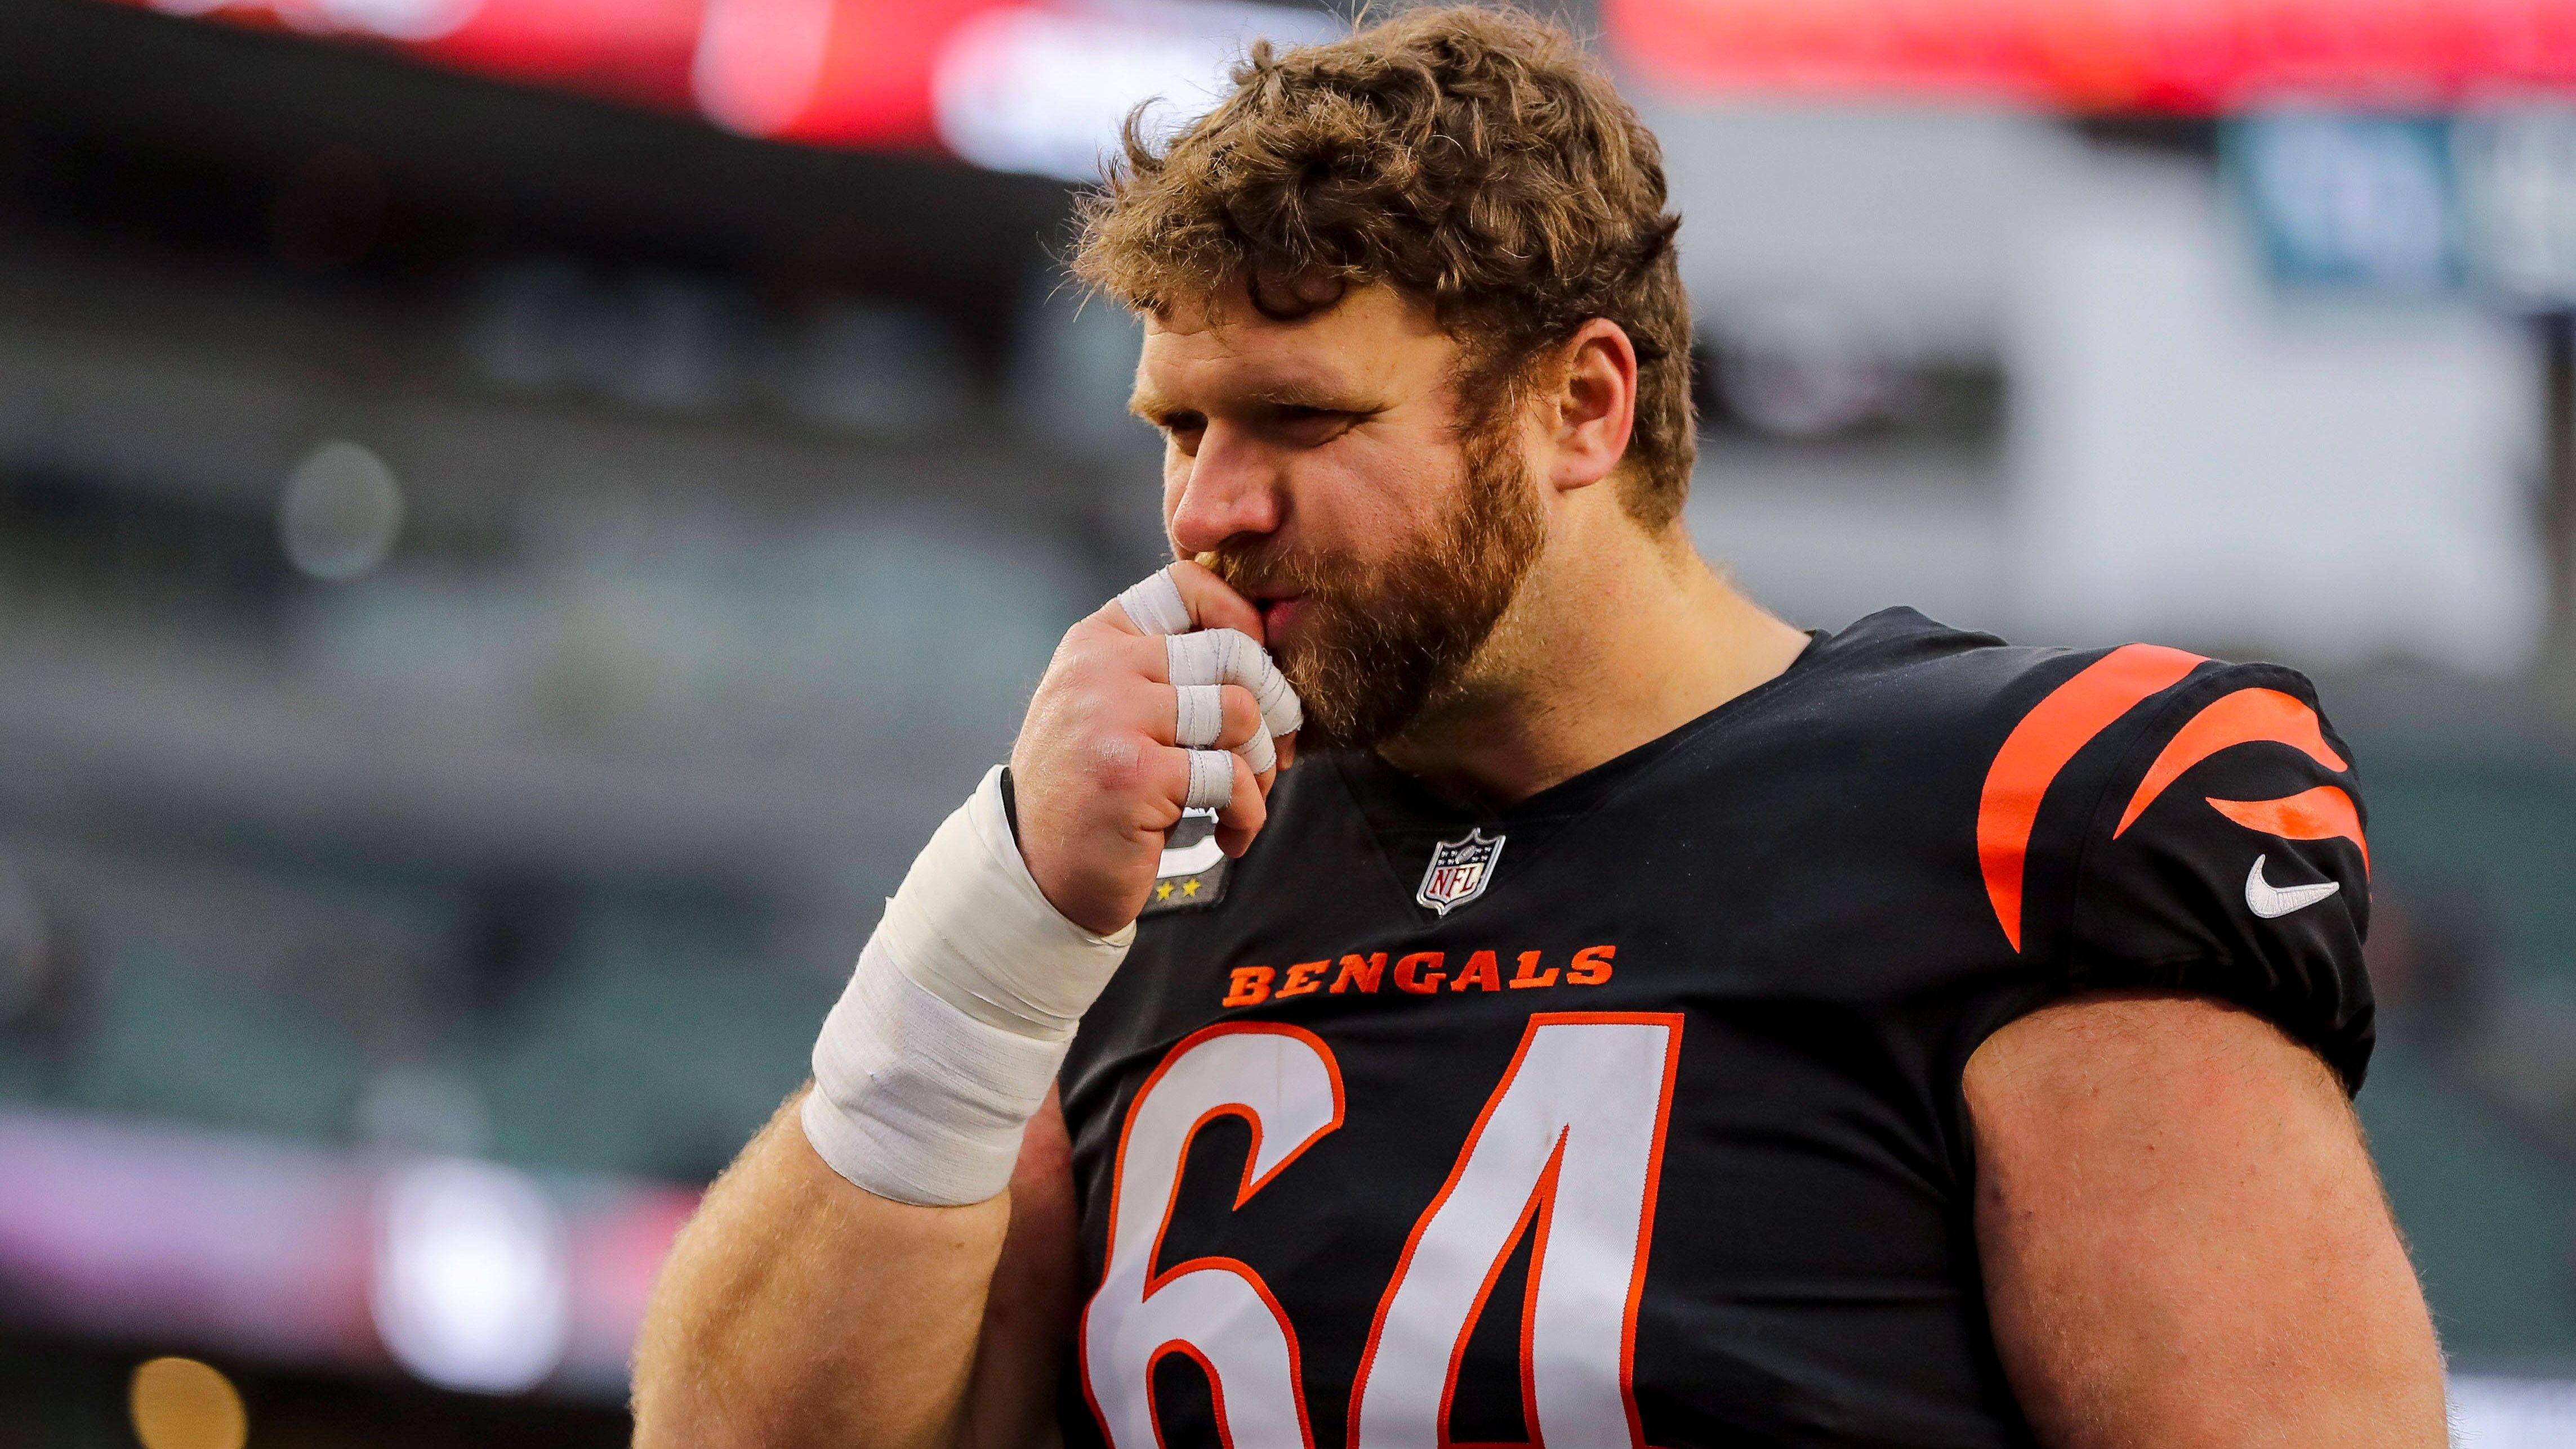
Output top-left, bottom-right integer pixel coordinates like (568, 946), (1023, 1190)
(803, 766), (1135, 1206)
(802, 950), (1070, 1206)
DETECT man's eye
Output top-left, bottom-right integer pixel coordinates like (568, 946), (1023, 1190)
(1273, 407), (1353, 442)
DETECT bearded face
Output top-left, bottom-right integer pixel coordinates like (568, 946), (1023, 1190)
(1204, 404), (1545, 752)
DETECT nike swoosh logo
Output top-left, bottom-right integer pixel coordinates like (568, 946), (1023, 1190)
(2245, 854), (2341, 919)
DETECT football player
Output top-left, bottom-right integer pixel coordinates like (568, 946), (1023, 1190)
(634, 8), (2445, 1446)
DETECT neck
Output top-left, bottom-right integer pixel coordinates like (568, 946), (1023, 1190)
(1376, 515), (1810, 808)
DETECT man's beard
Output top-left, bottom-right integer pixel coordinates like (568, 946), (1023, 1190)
(1204, 421), (1545, 752)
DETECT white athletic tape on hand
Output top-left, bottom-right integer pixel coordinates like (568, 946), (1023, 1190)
(1166, 628), (1303, 737)
(1176, 683), (1274, 773)
(1183, 748), (1236, 809)
(1174, 684), (1225, 748)
(804, 766), (1136, 1206)
(1116, 568), (1192, 637)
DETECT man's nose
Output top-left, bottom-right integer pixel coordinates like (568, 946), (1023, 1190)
(1167, 424), (1283, 555)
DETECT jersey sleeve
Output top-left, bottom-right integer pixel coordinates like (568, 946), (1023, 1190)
(2058, 663), (2376, 1091)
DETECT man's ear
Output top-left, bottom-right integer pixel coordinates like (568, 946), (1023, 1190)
(1545, 319), (1639, 494)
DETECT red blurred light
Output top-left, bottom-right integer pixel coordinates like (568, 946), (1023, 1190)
(424, 0), (705, 110)
(114, 0), (1031, 148)
(112, 0), (2576, 149)
(716, 0), (1017, 148)
(113, 0), (702, 110)
(1605, 0), (2576, 112)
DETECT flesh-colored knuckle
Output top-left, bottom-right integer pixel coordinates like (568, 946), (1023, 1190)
(1087, 734), (1145, 790)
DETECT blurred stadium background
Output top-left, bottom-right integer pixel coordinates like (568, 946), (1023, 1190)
(2, 0), (2575, 1442)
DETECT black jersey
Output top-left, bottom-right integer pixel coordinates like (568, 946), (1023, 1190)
(1054, 608), (2374, 1449)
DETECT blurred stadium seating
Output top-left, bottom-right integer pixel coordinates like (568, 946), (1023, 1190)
(0, 0), (2572, 1442)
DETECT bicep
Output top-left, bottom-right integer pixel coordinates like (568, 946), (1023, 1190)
(1964, 991), (2444, 1449)
(964, 1087), (1084, 1449)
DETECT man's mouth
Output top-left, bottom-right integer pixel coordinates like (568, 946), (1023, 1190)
(1253, 592), (1307, 639)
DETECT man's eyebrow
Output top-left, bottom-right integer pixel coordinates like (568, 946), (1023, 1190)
(1242, 381), (1378, 411)
(1130, 380), (1378, 420)
(1127, 387), (1194, 423)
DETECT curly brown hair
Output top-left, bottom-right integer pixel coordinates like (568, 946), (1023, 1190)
(1071, 4), (1696, 529)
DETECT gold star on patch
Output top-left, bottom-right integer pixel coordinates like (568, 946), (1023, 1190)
(1179, 877), (1201, 897)
(1155, 881), (1174, 901)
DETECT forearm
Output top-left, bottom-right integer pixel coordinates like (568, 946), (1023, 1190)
(632, 1090), (1013, 1449)
(633, 566), (1287, 1447)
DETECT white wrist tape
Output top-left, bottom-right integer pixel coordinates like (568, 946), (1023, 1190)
(802, 951), (1073, 1206)
(803, 766), (1135, 1206)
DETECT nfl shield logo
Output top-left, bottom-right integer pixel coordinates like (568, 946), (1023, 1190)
(1416, 828), (1507, 916)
